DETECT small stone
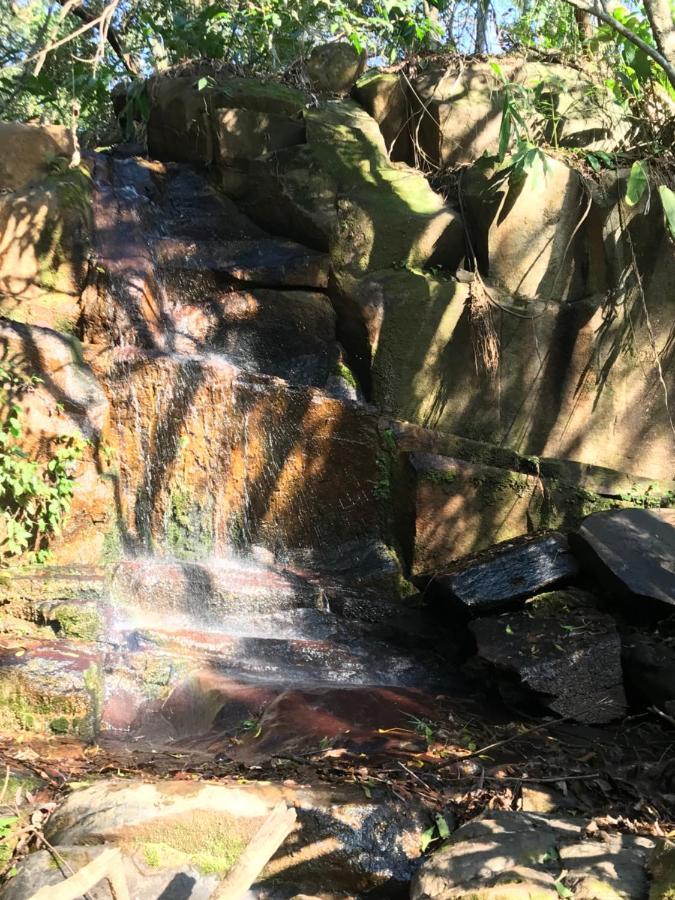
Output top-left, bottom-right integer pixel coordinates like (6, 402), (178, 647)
(305, 42), (366, 93)
(520, 786), (561, 814)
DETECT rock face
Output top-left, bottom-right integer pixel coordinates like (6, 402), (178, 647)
(0, 320), (115, 563)
(1, 778), (427, 898)
(137, 68), (674, 481)
(0, 122), (76, 190)
(470, 588), (627, 723)
(355, 59), (630, 168)
(571, 508), (675, 614)
(411, 810), (654, 900)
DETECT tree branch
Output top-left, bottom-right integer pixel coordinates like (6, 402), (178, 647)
(560, 0), (675, 89)
(57, 0), (140, 75)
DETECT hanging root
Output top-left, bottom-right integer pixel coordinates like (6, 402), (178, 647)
(468, 280), (500, 378)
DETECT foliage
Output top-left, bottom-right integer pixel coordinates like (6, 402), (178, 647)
(0, 360), (86, 565)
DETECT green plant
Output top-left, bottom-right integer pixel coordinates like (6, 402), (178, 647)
(0, 363), (86, 565)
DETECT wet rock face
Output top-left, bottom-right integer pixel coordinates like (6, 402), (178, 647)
(411, 810), (654, 900)
(102, 353), (382, 558)
(469, 589), (627, 723)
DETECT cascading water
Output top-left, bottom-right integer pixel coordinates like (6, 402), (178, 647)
(83, 152), (451, 742)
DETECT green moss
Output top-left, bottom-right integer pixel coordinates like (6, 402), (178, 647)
(49, 716), (69, 734)
(81, 662), (102, 740)
(101, 526), (123, 564)
(48, 603), (101, 641)
(130, 812), (249, 876)
(166, 489), (214, 560)
(335, 361), (358, 389)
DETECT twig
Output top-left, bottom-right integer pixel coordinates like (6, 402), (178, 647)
(27, 847), (127, 900)
(650, 705), (675, 728)
(435, 717), (569, 769)
(0, 766), (9, 804)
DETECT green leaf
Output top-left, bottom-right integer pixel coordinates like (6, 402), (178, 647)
(658, 185), (675, 240)
(420, 825), (436, 852)
(554, 882), (573, 899)
(586, 153), (601, 172)
(625, 160), (648, 206)
(435, 814), (451, 839)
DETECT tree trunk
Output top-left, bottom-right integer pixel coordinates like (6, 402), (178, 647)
(574, 8), (595, 43)
(475, 0), (490, 53)
(642, 0), (675, 70)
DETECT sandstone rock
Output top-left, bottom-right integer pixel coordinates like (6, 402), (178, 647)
(404, 59), (629, 169)
(305, 42), (366, 94)
(0, 637), (102, 738)
(352, 71), (410, 159)
(425, 532), (578, 614)
(409, 454), (548, 574)
(0, 320), (115, 564)
(0, 122), (76, 191)
(215, 107), (305, 163)
(649, 841), (675, 899)
(0, 171), (90, 329)
(152, 235), (329, 288)
(241, 101), (464, 273)
(411, 810), (653, 900)
(146, 74), (307, 164)
(15, 778), (427, 896)
(97, 351), (383, 559)
(470, 589), (627, 723)
(462, 156), (597, 303)
(571, 508), (675, 615)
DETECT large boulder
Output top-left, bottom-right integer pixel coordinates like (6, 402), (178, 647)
(0, 167), (91, 331)
(146, 74), (307, 165)
(469, 588), (627, 723)
(0, 122), (76, 191)
(570, 507), (675, 616)
(411, 810), (654, 900)
(462, 156), (600, 303)
(1, 778), (428, 897)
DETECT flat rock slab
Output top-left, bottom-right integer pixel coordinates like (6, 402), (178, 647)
(428, 532), (579, 618)
(411, 810), (655, 900)
(469, 589), (627, 723)
(153, 236), (330, 288)
(570, 508), (675, 614)
(0, 778), (427, 898)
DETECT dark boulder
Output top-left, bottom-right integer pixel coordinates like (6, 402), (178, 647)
(426, 532), (579, 618)
(570, 508), (675, 616)
(469, 589), (627, 723)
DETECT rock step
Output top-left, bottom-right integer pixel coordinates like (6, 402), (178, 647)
(152, 236), (329, 289)
(110, 557), (325, 621)
(115, 626), (443, 689)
